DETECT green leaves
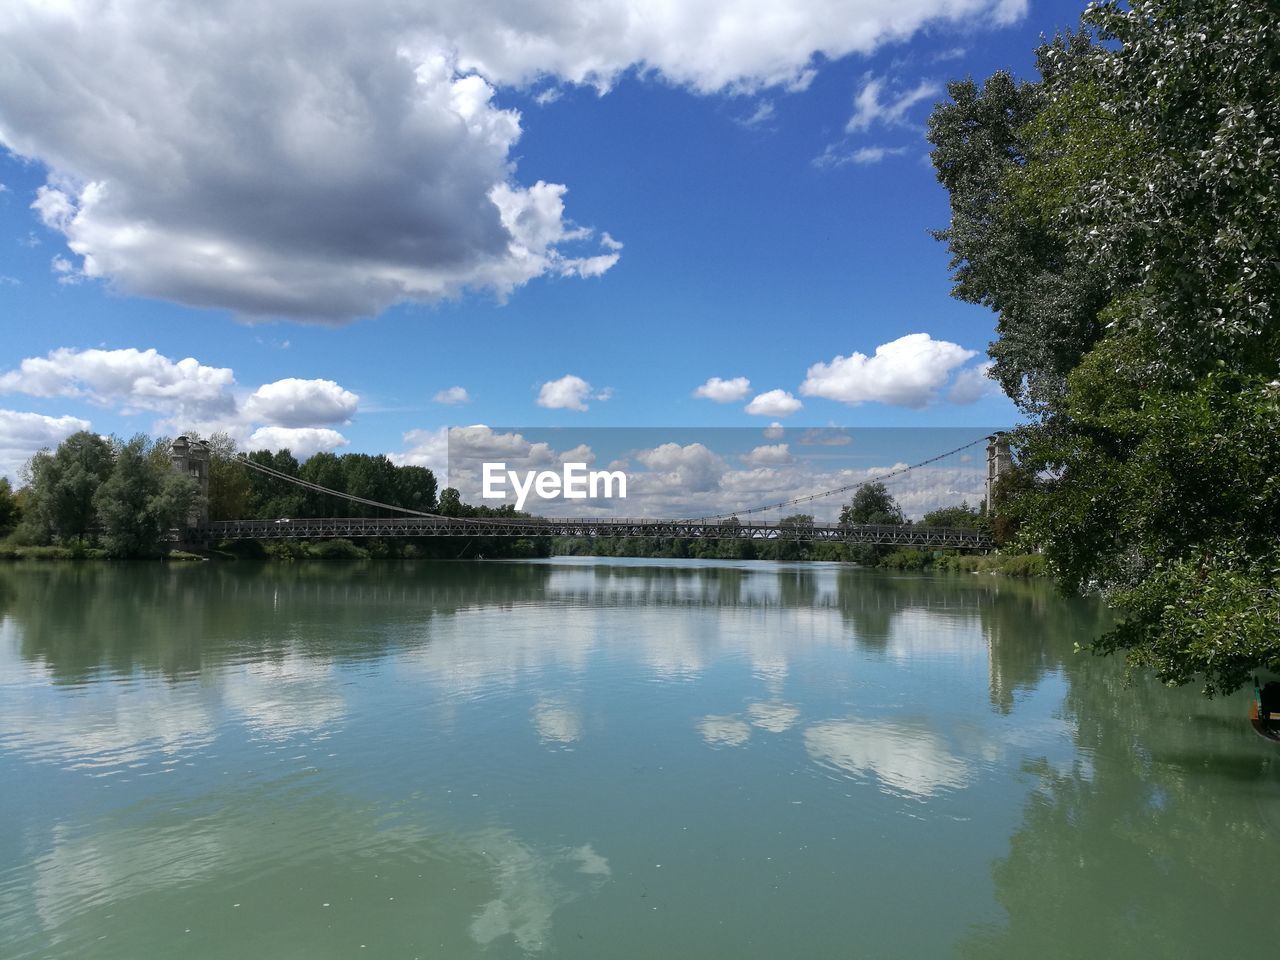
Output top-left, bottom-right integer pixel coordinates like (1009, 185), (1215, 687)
(929, 0), (1280, 694)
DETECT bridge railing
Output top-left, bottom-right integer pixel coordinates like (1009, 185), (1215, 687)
(188, 516), (993, 548)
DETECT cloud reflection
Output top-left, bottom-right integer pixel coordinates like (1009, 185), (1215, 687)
(698, 715), (752, 747)
(803, 718), (969, 798)
(532, 698), (582, 744)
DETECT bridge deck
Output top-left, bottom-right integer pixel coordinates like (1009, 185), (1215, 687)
(194, 517), (992, 549)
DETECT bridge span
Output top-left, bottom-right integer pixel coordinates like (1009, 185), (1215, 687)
(194, 516), (993, 550)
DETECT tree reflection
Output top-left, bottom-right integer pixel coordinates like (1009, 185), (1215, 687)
(961, 639), (1280, 957)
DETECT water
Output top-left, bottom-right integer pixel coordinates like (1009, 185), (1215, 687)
(1, 558), (1276, 959)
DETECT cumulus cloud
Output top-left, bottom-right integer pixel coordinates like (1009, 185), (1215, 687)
(0, 0), (1024, 321)
(0, 346), (361, 456)
(390, 426), (450, 476)
(245, 427), (349, 458)
(763, 422), (785, 440)
(0, 408), (92, 481)
(242, 379), (359, 427)
(635, 442), (727, 494)
(745, 389), (802, 417)
(0, 347), (236, 422)
(693, 376), (751, 403)
(741, 443), (792, 466)
(537, 375), (594, 412)
(948, 361), (997, 404)
(433, 386), (471, 405)
(800, 333), (976, 408)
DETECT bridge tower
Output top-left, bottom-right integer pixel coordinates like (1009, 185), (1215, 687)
(985, 432), (1012, 513)
(170, 435), (211, 526)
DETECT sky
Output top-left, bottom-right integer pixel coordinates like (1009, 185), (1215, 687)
(0, 0), (1089, 509)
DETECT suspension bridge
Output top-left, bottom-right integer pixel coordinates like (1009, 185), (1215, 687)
(171, 433), (1009, 551)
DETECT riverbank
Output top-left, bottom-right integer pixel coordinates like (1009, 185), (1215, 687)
(878, 548), (1047, 577)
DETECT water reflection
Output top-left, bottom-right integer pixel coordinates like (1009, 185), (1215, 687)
(2, 559), (1278, 957)
(804, 718), (970, 798)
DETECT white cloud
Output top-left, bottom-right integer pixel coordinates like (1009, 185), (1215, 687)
(242, 378), (358, 427)
(433, 386), (471, 405)
(635, 442), (727, 494)
(763, 422), (785, 440)
(741, 443), (792, 466)
(745, 389), (802, 417)
(537, 374), (593, 412)
(0, 347), (364, 446)
(846, 75), (941, 132)
(693, 376), (751, 403)
(814, 144), (908, 168)
(948, 361), (996, 404)
(0, 0), (1025, 321)
(245, 426), (349, 458)
(390, 426), (450, 476)
(0, 409), (92, 482)
(737, 100), (776, 129)
(800, 333), (976, 408)
(0, 347), (236, 422)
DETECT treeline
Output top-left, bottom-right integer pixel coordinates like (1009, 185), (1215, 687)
(0, 430), (549, 560)
(1, 432), (197, 558)
(203, 435), (438, 521)
(927, 0), (1279, 693)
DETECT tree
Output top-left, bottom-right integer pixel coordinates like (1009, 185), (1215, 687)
(95, 435), (199, 557)
(840, 483), (905, 526)
(0, 477), (20, 537)
(205, 432), (252, 521)
(437, 487), (463, 517)
(921, 503), (985, 530)
(927, 0), (1280, 694)
(394, 465), (437, 513)
(21, 431), (114, 543)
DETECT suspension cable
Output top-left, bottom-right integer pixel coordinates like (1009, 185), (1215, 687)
(234, 454), (493, 524)
(234, 433), (991, 527)
(688, 434), (989, 522)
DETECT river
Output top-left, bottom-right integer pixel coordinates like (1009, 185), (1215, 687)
(1, 558), (1277, 958)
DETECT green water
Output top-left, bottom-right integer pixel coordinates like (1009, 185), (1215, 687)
(1, 559), (1277, 959)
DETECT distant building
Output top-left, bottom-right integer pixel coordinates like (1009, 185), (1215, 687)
(985, 432), (1011, 512)
(170, 435), (211, 525)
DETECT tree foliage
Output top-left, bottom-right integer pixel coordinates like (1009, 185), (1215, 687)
(0, 477), (21, 537)
(840, 482), (906, 526)
(928, 0), (1280, 693)
(19, 431), (114, 544)
(95, 435), (199, 558)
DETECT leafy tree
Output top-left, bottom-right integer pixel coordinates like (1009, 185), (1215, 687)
(247, 448), (304, 518)
(928, 0), (1280, 693)
(20, 431), (114, 543)
(394, 465), (437, 513)
(95, 435), (200, 557)
(840, 483), (905, 525)
(0, 477), (20, 537)
(921, 503), (985, 529)
(205, 432), (252, 521)
(436, 487), (463, 517)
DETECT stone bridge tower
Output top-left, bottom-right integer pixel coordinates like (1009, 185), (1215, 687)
(985, 432), (1012, 513)
(170, 436), (211, 526)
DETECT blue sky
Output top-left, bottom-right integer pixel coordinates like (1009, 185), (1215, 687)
(0, 0), (1088, 486)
